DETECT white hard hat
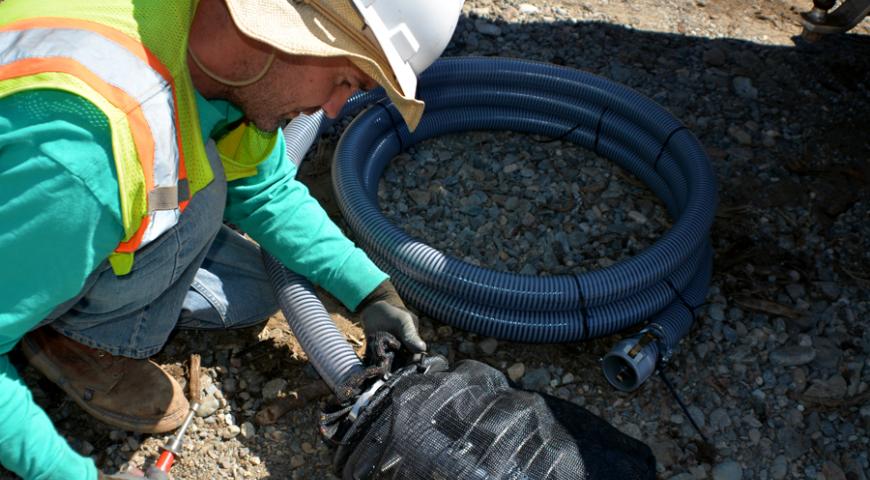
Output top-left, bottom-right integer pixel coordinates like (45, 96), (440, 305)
(351, 0), (465, 100)
(226, 0), (463, 130)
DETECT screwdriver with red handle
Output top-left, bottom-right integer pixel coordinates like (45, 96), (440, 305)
(153, 401), (201, 474)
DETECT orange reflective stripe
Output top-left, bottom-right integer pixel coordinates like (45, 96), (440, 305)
(0, 17), (190, 192)
(116, 215), (150, 253)
(0, 57), (156, 252)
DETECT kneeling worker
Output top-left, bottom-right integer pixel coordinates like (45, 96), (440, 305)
(0, 0), (463, 478)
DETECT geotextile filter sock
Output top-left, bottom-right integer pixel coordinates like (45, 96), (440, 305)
(330, 359), (656, 479)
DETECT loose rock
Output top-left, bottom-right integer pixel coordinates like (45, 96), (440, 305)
(712, 460), (743, 480)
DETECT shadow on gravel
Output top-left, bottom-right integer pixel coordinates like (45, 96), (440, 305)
(441, 13), (870, 288)
(284, 15), (870, 477)
(4, 11), (869, 480)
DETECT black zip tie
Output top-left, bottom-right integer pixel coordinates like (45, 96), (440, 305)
(532, 122), (584, 144)
(593, 107), (609, 155)
(658, 368), (710, 445)
(652, 126), (687, 171)
(571, 274), (590, 338)
(373, 101), (405, 152)
(664, 278), (697, 315)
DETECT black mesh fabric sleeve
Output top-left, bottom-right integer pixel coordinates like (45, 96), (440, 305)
(335, 359), (656, 480)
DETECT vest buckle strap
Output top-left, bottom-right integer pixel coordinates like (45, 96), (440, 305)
(148, 185), (180, 212)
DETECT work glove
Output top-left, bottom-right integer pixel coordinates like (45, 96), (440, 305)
(99, 466), (169, 480)
(358, 280), (427, 353)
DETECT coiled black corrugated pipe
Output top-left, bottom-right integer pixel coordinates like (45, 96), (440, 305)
(332, 57), (717, 391)
(267, 57), (716, 392)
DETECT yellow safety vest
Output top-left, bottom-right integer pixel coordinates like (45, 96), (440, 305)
(0, 0), (278, 275)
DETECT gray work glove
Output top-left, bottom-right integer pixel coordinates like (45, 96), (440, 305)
(99, 466), (169, 480)
(358, 280), (427, 353)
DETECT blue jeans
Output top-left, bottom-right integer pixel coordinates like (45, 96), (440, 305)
(42, 143), (279, 359)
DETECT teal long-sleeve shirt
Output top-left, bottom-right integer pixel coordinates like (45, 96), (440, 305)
(0, 90), (386, 479)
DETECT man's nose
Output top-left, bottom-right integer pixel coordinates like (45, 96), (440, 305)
(322, 85), (357, 118)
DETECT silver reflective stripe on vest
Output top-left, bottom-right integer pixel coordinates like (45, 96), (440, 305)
(0, 26), (184, 247)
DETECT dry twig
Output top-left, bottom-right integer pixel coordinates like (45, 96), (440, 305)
(255, 381), (332, 425)
(189, 353), (201, 404)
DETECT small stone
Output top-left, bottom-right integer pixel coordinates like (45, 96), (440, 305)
(290, 455), (305, 469)
(196, 394), (220, 418)
(301, 442), (317, 454)
(479, 337), (498, 355)
(408, 190), (431, 207)
(619, 422), (643, 441)
(785, 283), (806, 301)
(748, 428), (761, 444)
(668, 474), (693, 480)
(474, 19), (502, 36)
(727, 125), (752, 145)
(458, 340), (476, 355)
(709, 407), (732, 432)
(240, 421), (256, 439)
(707, 304), (725, 322)
(609, 62), (634, 83)
(521, 367), (551, 391)
(507, 363), (525, 383)
(689, 465), (707, 478)
(770, 455), (788, 480)
(561, 373), (575, 384)
(627, 210), (648, 224)
(261, 378), (288, 400)
(78, 440), (95, 456)
(703, 47), (726, 66)
(521, 212), (536, 226)
(761, 129), (779, 147)
(650, 438), (679, 467)
(224, 425), (241, 439)
(503, 164), (521, 176)
(732, 77), (758, 99)
(860, 405), (870, 429)
(803, 375), (848, 401)
(769, 346), (816, 367)
(518, 3), (539, 14)
(712, 460), (742, 480)
(821, 461), (847, 480)
(686, 405), (705, 429)
(222, 378), (238, 394)
(813, 340), (843, 370)
(125, 437), (139, 450)
(815, 281), (841, 300)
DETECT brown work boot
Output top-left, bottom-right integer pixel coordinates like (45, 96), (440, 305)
(20, 327), (189, 433)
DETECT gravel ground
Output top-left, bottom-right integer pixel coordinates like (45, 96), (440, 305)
(4, 1), (870, 479)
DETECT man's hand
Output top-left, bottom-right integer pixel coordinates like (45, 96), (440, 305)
(359, 280), (427, 353)
(99, 466), (169, 480)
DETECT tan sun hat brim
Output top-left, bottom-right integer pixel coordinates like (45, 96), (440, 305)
(224, 0), (425, 131)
